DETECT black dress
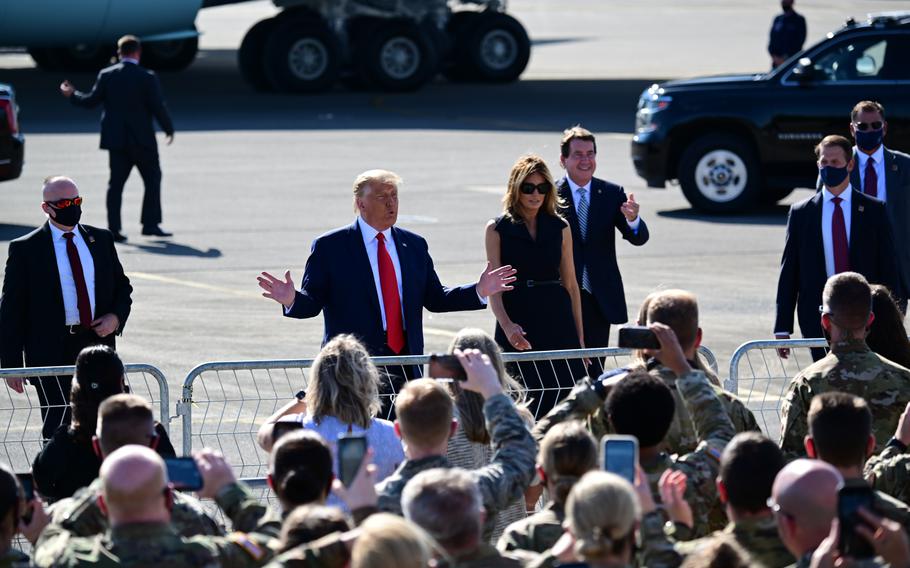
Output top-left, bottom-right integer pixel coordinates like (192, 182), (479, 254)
(493, 213), (584, 418)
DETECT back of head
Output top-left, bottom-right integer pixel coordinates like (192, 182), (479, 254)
(822, 272), (872, 332)
(395, 379), (454, 451)
(447, 328), (527, 444)
(866, 285), (910, 368)
(680, 538), (756, 568)
(606, 369), (675, 448)
(402, 468), (482, 553)
(279, 504), (351, 553)
(0, 464), (21, 544)
(352, 513), (437, 568)
(539, 421), (598, 505)
(100, 445), (167, 523)
(808, 392), (872, 468)
(270, 430), (334, 506)
(566, 471), (641, 562)
(646, 290), (699, 351)
(720, 433), (786, 514)
(117, 35), (141, 57)
(97, 394), (156, 456)
(71, 345), (126, 441)
(305, 334), (380, 430)
(772, 459), (842, 553)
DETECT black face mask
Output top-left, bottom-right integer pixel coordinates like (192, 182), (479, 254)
(50, 204), (82, 227)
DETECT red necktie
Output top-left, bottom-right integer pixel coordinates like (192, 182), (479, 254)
(375, 233), (405, 354)
(63, 232), (93, 328)
(864, 157), (878, 198)
(831, 197), (850, 274)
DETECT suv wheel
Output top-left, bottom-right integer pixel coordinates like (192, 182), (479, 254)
(678, 134), (761, 213)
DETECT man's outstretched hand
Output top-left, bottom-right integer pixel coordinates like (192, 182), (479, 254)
(476, 262), (517, 298)
(59, 80), (74, 98)
(258, 271), (296, 308)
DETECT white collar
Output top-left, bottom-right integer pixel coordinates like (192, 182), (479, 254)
(854, 145), (885, 167)
(822, 187), (853, 204)
(357, 216), (392, 242)
(566, 177), (592, 194)
(48, 222), (81, 241)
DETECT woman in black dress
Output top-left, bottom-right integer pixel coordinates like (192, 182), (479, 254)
(485, 154), (585, 418)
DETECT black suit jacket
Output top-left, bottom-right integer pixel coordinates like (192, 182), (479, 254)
(557, 177), (650, 324)
(70, 61), (174, 151)
(284, 220), (485, 355)
(774, 190), (899, 338)
(0, 223), (133, 368)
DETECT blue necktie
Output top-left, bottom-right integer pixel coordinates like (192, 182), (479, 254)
(577, 188), (592, 293)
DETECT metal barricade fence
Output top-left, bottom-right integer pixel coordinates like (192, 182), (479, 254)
(178, 346), (718, 480)
(727, 338), (829, 438)
(0, 364), (170, 473)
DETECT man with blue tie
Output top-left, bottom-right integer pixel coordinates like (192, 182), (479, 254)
(556, 126), (649, 360)
(775, 136), (899, 360)
(847, 101), (910, 310)
(258, 170), (516, 361)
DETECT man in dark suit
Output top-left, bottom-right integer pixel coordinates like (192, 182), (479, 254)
(0, 176), (133, 439)
(775, 136), (899, 359)
(258, 169), (516, 358)
(768, 0), (806, 68)
(60, 35), (174, 242)
(556, 126), (649, 359)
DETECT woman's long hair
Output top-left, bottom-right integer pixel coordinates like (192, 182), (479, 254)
(305, 335), (381, 429)
(867, 285), (910, 368)
(70, 345), (126, 442)
(447, 328), (531, 444)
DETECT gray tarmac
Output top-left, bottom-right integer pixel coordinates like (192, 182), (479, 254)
(0, 0), (903, 425)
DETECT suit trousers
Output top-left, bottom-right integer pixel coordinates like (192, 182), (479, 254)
(32, 329), (115, 440)
(581, 290), (612, 377)
(107, 145), (162, 232)
(376, 341), (419, 421)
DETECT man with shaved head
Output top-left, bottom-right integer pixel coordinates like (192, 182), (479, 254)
(34, 445), (275, 567)
(769, 459), (843, 566)
(0, 176), (132, 439)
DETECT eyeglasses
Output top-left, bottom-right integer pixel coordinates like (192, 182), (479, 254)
(853, 121), (883, 132)
(45, 196), (83, 209)
(519, 182), (551, 195)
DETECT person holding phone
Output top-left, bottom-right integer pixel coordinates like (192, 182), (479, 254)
(486, 154), (585, 418)
(864, 402), (910, 506)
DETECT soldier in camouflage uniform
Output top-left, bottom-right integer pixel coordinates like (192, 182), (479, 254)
(534, 323), (736, 540)
(780, 273), (910, 458)
(33, 446), (276, 568)
(376, 349), (536, 541)
(497, 421), (597, 555)
(864, 402), (910, 505)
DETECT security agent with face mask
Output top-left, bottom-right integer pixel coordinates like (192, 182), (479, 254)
(775, 136), (900, 361)
(0, 176), (132, 440)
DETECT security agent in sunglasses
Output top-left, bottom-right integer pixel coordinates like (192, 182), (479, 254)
(0, 176), (132, 440)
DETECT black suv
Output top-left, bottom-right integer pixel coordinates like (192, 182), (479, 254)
(631, 12), (910, 213)
(0, 83), (24, 182)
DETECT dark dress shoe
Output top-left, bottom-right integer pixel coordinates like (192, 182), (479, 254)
(111, 232), (128, 243)
(142, 226), (173, 237)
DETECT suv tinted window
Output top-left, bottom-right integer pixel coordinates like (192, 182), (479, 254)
(811, 34), (910, 82)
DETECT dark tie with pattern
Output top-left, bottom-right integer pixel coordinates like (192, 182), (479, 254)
(864, 157), (877, 198)
(63, 232), (92, 328)
(831, 197), (850, 274)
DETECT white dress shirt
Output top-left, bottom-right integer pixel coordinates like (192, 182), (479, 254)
(821, 187), (852, 278)
(357, 217), (405, 331)
(565, 177), (641, 233)
(49, 223), (96, 325)
(854, 145), (886, 202)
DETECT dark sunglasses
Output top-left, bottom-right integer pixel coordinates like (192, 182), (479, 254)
(519, 182), (552, 195)
(45, 196), (83, 209)
(853, 121), (883, 132)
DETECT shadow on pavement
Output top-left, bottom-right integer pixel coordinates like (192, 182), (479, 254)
(657, 205), (790, 226)
(6, 48), (663, 135)
(0, 224), (37, 242)
(128, 240), (222, 258)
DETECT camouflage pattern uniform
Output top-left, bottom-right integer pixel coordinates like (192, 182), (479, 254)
(534, 369), (736, 539)
(779, 339), (910, 457)
(376, 392), (536, 539)
(672, 516), (795, 568)
(865, 444), (910, 504)
(33, 522), (276, 568)
(0, 549), (29, 568)
(496, 502), (563, 555)
(46, 477), (225, 538)
(261, 532), (351, 568)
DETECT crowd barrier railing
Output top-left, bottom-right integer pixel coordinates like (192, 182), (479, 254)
(727, 338), (828, 437)
(178, 346), (718, 478)
(0, 364), (169, 473)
